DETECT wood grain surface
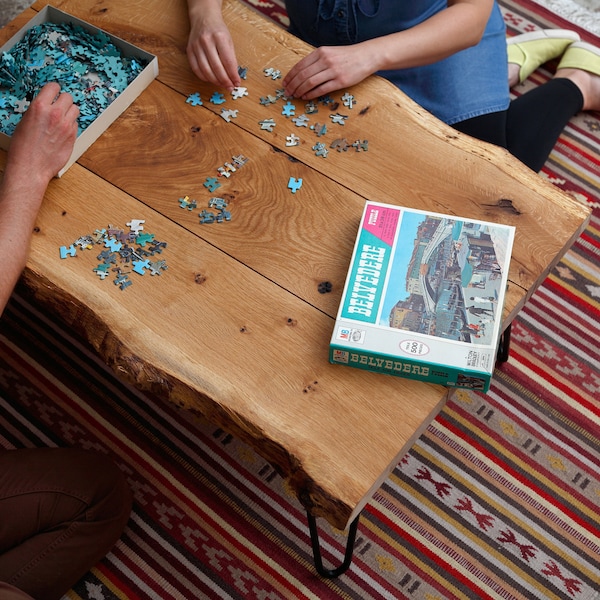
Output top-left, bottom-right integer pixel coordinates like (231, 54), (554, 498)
(1, 0), (590, 529)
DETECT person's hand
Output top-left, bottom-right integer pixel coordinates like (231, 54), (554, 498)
(186, 11), (240, 90)
(283, 43), (378, 100)
(6, 82), (79, 185)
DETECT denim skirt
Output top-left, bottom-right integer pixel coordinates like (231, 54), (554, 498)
(285, 0), (510, 125)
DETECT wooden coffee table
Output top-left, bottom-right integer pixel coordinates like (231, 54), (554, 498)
(1, 0), (590, 576)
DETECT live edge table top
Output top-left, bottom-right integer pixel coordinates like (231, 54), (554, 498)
(1, 0), (591, 530)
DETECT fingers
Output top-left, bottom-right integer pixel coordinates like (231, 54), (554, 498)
(284, 69), (334, 100)
(283, 51), (343, 99)
(35, 81), (62, 103)
(188, 45), (240, 89)
(35, 84), (79, 140)
(283, 54), (321, 98)
(188, 51), (239, 90)
(285, 72), (335, 100)
(186, 28), (240, 90)
(51, 87), (78, 117)
(32, 83), (77, 119)
(63, 101), (81, 141)
(207, 42), (241, 89)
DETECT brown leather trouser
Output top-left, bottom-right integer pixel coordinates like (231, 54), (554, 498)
(0, 447), (132, 600)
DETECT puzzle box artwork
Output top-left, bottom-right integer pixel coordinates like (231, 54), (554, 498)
(330, 201), (515, 392)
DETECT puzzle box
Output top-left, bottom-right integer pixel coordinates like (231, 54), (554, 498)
(0, 6), (158, 176)
(329, 201), (515, 392)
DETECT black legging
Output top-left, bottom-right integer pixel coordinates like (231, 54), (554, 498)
(453, 78), (584, 172)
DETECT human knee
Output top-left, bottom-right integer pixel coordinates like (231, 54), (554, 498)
(23, 447), (134, 529)
(80, 451), (133, 528)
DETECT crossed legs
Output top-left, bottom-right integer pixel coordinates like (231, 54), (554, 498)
(0, 448), (132, 600)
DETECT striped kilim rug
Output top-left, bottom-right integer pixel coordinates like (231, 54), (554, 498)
(1, 1), (600, 599)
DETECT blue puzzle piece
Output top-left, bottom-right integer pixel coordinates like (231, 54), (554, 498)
(97, 250), (117, 264)
(186, 92), (203, 106)
(203, 177), (221, 192)
(104, 238), (122, 252)
(282, 101), (296, 117)
(132, 259), (151, 275)
(288, 177), (303, 194)
(210, 92), (226, 105)
(59, 245), (76, 259)
(135, 232), (156, 247)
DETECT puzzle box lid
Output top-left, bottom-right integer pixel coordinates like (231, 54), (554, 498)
(330, 200), (515, 391)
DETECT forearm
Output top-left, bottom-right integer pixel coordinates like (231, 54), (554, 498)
(0, 83), (78, 316)
(187, 0), (223, 24)
(0, 176), (46, 315)
(368, 0), (495, 72)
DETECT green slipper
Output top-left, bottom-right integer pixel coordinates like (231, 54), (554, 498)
(557, 41), (600, 76)
(507, 29), (580, 83)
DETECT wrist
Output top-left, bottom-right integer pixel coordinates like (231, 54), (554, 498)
(188, 0), (223, 21)
(1, 161), (51, 205)
(366, 38), (392, 73)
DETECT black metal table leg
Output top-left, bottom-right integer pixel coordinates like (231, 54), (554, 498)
(307, 511), (360, 578)
(497, 323), (512, 363)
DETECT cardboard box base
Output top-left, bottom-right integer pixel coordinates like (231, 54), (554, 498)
(0, 6), (158, 176)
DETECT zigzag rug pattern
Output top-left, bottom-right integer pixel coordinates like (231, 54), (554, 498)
(1, 1), (599, 599)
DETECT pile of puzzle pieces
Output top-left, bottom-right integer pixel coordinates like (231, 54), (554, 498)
(177, 153), (249, 222)
(59, 219), (168, 291)
(186, 66), (368, 161)
(0, 21), (146, 136)
(201, 153), (249, 195)
(180, 195), (233, 224)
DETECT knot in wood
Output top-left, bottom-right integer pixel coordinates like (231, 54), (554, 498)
(303, 380), (318, 393)
(482, 198), (521, 215)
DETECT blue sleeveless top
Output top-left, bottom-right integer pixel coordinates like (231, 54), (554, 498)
(284, 0), (510, 125)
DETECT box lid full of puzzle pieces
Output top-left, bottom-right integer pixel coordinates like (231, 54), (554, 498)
(329, 201), (515, 392)
(0, 5), (158, 176)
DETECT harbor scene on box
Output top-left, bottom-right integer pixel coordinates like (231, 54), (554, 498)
(330, 201), (515, 391)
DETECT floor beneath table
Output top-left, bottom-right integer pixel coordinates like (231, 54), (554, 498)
(0, 0), (34, 28)
(534, 0), (600, 35)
